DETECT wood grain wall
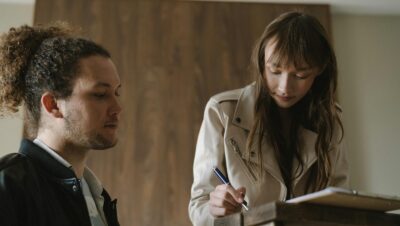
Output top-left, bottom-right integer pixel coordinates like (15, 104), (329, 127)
(34, 1), (330, 225)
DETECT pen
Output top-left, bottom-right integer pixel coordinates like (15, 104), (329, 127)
(212, 167), (250, 211)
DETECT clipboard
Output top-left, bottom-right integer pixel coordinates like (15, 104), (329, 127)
(287, 187), (400, 212)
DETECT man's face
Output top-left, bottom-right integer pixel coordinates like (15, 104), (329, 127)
(62, 55), (122, 150)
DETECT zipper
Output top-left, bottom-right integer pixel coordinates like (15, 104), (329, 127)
(229, 138), (257, 181)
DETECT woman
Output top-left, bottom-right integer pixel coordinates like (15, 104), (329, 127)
(189, 11), (349, 226)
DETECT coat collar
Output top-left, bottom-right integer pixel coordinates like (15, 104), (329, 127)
(19, 139), (76, 179)
(19, 139), (107, 194)
(19, 139), (118, 225)
(232, 83), (257, 131)
(231, 83), (318, 187)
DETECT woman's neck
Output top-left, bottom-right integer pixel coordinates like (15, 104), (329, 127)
(278, 108), (292, 140)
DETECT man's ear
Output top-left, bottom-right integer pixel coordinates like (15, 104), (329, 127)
(41, 92), (63, 118)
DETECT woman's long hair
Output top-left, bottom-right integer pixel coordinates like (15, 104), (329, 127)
(246, 11), (343, 197)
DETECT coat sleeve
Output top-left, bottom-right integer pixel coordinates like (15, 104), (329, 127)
(188, 99), (227, 226)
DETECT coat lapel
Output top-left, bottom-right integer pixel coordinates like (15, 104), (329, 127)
(231, 83), (285, 185)
(231, 83), (318, 187)
(292, 128), (318, 187)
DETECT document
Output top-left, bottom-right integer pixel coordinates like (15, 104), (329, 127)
(287, 187), (400, 212)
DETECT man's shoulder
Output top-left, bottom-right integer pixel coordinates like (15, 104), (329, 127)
(0, 153), (27, 171)
(0, 153), (33, 184)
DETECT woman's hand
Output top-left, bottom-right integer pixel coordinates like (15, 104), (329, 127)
(209, 184), (246, 217)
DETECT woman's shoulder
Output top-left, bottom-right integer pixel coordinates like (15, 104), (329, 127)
(209, 82), (256, 104)
(210, 87), (242, 104)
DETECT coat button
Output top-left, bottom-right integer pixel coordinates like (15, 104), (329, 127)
(72, 185), (78, 192)
(235, 117), (241, 123)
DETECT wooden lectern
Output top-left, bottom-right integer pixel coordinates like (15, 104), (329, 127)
(214, 202), (400, 226)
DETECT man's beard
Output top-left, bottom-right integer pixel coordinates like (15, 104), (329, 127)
(64, 112), (117, 150)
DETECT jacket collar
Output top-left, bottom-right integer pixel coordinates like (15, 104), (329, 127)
(231, 83), (318, 187)
(18, 139), (108, 195)
(19, 139), (117, 225)
(33, 138), (72, 168)
(19, 139), (76, 179)
(232, 83), (257, 131)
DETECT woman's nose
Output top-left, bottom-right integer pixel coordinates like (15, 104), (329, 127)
(277, 73), (291, 96)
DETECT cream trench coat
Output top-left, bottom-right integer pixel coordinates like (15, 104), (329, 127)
(188, 83), (349, 226)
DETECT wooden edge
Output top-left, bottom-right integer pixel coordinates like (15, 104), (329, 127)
(242, 202), (400, 226)
(214, 212), (243, 226)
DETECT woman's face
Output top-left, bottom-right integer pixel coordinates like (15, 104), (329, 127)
(263, 40), (320, 109)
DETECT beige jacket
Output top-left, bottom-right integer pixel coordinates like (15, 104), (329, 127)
(188, 83), (349, 226)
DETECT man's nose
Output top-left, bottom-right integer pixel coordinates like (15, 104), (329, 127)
(110, 96), (122, 116)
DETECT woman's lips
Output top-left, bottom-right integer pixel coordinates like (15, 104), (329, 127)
(276, 95), (294, 102)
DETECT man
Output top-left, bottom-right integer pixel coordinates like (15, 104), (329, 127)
(0, 23), (121, 226)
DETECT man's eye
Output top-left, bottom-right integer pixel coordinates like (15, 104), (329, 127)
(93, 93), (106, 98)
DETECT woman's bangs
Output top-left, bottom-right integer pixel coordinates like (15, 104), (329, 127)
(267, 30), (326, 70)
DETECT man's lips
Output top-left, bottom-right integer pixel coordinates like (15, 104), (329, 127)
(104, 121), (118, 128)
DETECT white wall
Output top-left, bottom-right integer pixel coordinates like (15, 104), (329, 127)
(333, 14), (400, 196)
(0, 3), (34, 156)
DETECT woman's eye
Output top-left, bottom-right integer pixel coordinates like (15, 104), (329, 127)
(270, 70), (281, 75)
(295, 74), (309, 79)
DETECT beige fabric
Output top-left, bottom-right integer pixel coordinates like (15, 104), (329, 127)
(188, 83), (349, 226)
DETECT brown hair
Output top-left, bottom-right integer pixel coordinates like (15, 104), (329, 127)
(0, 22), (110, 127)
(246, 11), (343, 197)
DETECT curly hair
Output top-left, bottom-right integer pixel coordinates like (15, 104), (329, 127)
(0, 22), (110, 126)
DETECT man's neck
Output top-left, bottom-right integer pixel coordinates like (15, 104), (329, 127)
(36, 133), (90, 179)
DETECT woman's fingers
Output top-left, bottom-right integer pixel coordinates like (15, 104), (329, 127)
(209, 184), (246, 217)
(236, 186), (246, 200)
(210, 188), (239, 208)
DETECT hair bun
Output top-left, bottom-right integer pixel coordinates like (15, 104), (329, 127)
(0, 22), (75, 115)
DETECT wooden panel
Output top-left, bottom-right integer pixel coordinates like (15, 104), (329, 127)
(34, 1), (331, 225)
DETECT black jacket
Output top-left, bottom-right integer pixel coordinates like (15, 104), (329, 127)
(0, 139), (120, 226)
